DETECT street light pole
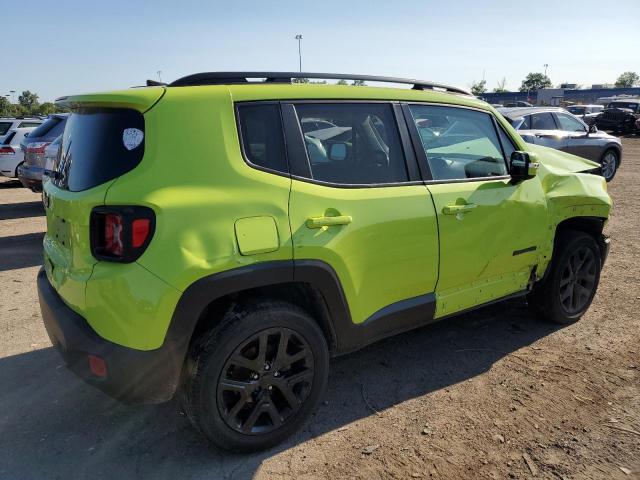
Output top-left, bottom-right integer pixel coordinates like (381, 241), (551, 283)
(295, 34), (303, 72)
(543, 64), (549, 76)
(9, 90), (15, 103)
(157, 70), (162, 82)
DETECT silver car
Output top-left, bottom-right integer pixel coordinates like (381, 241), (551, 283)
(498, 107), (621, 181)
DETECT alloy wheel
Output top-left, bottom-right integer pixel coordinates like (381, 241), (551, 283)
(559, 246), (597, 315)
(217, 327), (314, 435)
(601, 152), (617, 181)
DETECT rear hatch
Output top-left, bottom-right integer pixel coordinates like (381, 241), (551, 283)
(43, 87), (164, 312)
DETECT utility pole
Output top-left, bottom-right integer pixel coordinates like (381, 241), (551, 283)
(295, 34), (303, 72)
(157, 70), (162, 82)
(543, 64), (549, 76)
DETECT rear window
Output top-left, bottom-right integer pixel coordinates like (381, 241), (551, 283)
(53, 108), (144, 192)
(0, 122), (12, 136)
(28, 116), (65, 140)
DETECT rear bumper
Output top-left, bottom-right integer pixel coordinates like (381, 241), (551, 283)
(37, 267), (183, 404)
(17, 164), (43, 191)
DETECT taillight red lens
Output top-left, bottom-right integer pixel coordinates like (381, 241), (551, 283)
(104, 213), (124, 256)
(27, 142), (49, 155)
(132, 218), (150, 248)
(0, 146), (15, 155)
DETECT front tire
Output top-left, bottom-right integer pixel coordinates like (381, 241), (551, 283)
(529, 231), (602, 324)
(600, 149), (618, 182)
(181, 300), (329, 452)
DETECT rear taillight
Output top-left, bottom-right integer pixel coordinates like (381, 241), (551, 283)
(26, 142), (49, 155)
(0, 146), (15, 155)
(90, 206), (155, 262)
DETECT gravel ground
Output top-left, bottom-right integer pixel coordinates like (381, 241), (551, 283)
(0, 138), (638, 480)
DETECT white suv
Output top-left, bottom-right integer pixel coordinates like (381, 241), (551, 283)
(0, 118), (43, 143)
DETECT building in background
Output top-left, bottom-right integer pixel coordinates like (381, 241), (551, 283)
(482, 86), (640, 106)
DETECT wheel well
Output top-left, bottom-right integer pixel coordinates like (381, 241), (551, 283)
(189, 282), (337, 354)
(556, 216), (604, 240)
(555, 216), (607, 260)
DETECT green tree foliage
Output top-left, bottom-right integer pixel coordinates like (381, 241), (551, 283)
(18, 90), (39, 111)
(519, 73), (552, 92)
(37, 102), (57, 116)
(615, 71), (640, 88)
(352, 80), (366, 86)
(470, 79), (487, 96)
(0, 97), (12, 117)
(336, 79), (349, 85)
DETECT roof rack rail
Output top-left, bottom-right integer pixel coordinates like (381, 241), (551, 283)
(167, 72), (472, 96)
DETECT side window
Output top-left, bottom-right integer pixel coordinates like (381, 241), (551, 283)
(520, 115), (531, 130)
(555, 113), (586, 132)
(530, 113), (557, 130)
(18, 122), (42, 128)
(408, 105), (508, 180)
(237, 104), (288, 174)
(497, 126), (516, 159)
(295, 103), (408, 184)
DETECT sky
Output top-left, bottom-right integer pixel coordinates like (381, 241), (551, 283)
(2, 0), (639, 102)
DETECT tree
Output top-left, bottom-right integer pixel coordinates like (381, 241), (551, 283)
(18, 90), (39, 112)
(336, 79), (349, 85)
(37, 102), (57, 116)
(470, 79), (487, 96)
(352, 80), (366, 86)
(615, 71), (640, 88)
(519, 73), (552, 92)
(0, 97), (12, 117)
(493, 77), (508, 93)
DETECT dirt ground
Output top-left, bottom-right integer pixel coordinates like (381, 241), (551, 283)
(0, 139), (638, 480)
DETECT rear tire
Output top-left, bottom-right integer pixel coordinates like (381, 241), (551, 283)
(181, 300), (329, 452)
(529, 230), (602, 325)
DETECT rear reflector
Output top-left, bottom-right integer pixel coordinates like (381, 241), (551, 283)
(0, 146), (15, 155)
(88, 355), (107, 377)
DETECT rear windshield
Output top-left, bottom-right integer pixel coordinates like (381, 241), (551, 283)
(28, 116), (66, 141)
(0, 122), (12, 136)
(52, 108), (145, 192)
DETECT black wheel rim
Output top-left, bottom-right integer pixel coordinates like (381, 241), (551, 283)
(559, 246), (597, 315)
(217, 327), (314, 435)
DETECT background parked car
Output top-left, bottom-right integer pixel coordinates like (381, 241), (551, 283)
(499, 107), (622, 181)
(18, 113), (68, 191)
(566, 104), (604, 126)
(595, 99), (640, 134)
(505, 101), (533, 107)
(0, 117), (43, 143)
(41, 135), (62, 184)
(0, 127), (40, 178)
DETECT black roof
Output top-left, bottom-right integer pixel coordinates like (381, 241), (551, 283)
(148, 72), (472, 96)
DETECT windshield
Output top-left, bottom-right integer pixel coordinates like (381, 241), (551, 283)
(28, 116), (66, 140)
(567, 106), (585, 114)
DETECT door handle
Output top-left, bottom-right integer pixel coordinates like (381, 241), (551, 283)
(306, 215), (352, 228)
(442, 203), (477, 215)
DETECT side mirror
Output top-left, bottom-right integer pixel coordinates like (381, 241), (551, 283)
(510, 151), (539, 182)
(588, 124), (598, 134)
(24, 132), (29, 137)
(328, 142), (347, 161)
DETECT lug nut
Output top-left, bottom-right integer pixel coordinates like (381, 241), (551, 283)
(252, 373), (259, 380)
(274, 371), (280, 377)
(264, 363), (270, 371)
(268, 385), (273, 391)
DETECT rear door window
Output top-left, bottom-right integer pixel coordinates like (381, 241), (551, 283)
(294, 103), (408, 184)
(530, 113), (557, 130)
(53, 108), (145, 192)
(555, 113), (586, 132)
(18, 121), (42, 128)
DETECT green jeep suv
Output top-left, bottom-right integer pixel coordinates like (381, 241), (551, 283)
(38, 72), (611, 451)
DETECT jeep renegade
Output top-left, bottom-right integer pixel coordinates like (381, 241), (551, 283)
(38, 72), (611, 451)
